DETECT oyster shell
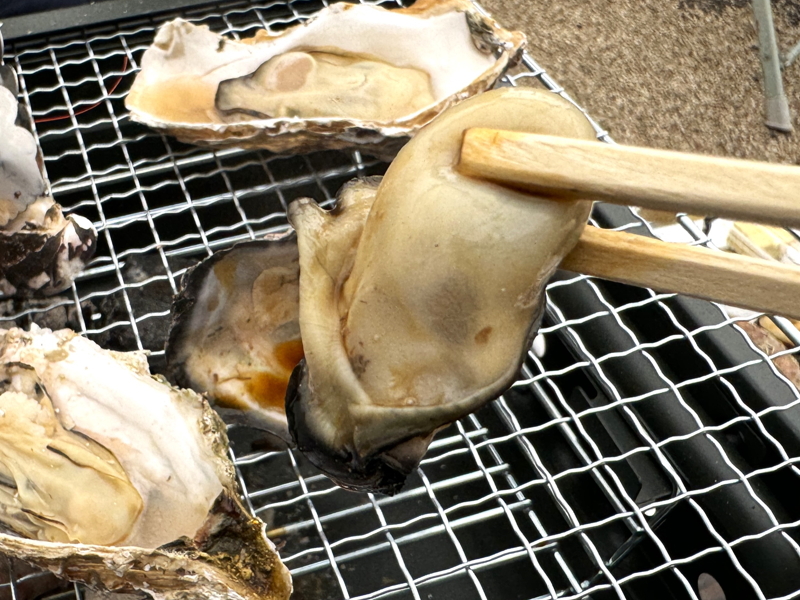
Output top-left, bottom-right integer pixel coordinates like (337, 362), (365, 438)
(166, 178), (380, 442)
(0, 90), (43, 228)
(286, 88), (597, 493)
(125, 0), (525, 156)
(0, 327), (292, 600)
(0, 195), (96, 297)
(166, 233), (302, 442)
(0, 63), (96, 297)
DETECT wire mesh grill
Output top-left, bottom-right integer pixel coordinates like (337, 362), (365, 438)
(3, 1), (800, 599)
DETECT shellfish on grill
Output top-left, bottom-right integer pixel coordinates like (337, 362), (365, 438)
(166, 178), (380, 442)
(125, 0), (525, 156)
(166, 231), (302, 442)
(0, 326), (292, 600)
(285, 88), (598, 493)
(0, 53), (96, 297)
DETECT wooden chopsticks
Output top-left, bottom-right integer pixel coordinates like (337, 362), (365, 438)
(457, 128), (800, 320)
(458, 128), (800, 228)
(563, 227), (800, 321)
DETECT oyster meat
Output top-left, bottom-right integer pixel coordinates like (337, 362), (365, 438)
(216, 51), (436, 122)
(166, 178), (380, 442)
(286, 88), (598, 493)
(0, 55), (96, 297)
(125, 0), (525, 155)
(0, 326), (292, 600)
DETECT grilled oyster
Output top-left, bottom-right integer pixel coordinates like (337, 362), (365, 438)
(0, 67), (96, 297)
(286, 88), (597, 493)
(166, 178), (380, 442)
(166, 232), (302, 442)
(0, 327), (292, 600)
(125, 0), (525, 155)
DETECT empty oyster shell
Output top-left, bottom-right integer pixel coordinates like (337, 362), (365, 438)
(0, 327), (292, 600)
(0, 72), (96, 297)
(286, 88), (597, 493)
(125, 0), (525, 155)
(166, 177), (380, 442)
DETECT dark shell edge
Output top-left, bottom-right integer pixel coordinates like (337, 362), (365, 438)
(165, 231), (298, 443)
(285, 358), (410, 495)
(0, 213), (96, 298)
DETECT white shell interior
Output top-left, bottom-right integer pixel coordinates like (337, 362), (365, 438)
(128, 4), (499, 126)
(0, 87), (46, 227)
(1, 329), (224, 549)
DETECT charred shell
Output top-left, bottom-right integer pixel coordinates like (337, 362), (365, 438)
(0, 197), (96, 297)
(125, 0), (525, 156)
(0, 326), (292, 600)
(286, 88), (598, 494)
(0, 71), (96, 298)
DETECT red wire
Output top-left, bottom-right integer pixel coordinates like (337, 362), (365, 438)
(34, 56), (129, 124)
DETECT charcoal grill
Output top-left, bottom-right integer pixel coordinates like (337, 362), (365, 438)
(3, 1), (800, 599)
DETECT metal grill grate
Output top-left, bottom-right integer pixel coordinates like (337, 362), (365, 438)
(3, 1), (800, 599)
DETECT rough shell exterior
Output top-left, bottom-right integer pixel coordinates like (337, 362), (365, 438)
(0, 198), (96, 297)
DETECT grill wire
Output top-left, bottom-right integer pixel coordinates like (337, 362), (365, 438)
(3, 1), (800, 599)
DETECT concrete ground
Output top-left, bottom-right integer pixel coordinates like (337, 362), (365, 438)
(480, 0), (800, 164)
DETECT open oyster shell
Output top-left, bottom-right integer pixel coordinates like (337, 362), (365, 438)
(125, 0), (525, 156)
(0, 327), (292, 600)
(166, 178), (381, 443)
(286, 88), (598, 493)
(166, 232), (302, 443)
(0, 62), (96, 297)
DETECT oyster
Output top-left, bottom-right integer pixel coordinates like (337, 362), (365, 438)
(0, 94), (43, 227)
(166, 178), (380, 442)
(0, 327), (292, 600)
(0, 195), (96, 297)
(166, 232), (302, 442)
(286, 88), (598, 493)
(0, 56), (96, 297)
(125, 0), (525, 155)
